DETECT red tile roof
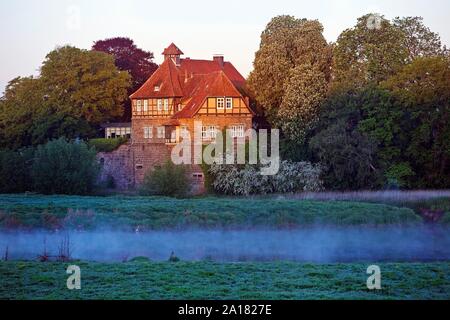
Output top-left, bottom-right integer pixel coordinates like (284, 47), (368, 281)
(130, 58), (183, 99)
(130, 43), (253, 119)
(174, 71), (244, 119)
(162, 43), (184, 56)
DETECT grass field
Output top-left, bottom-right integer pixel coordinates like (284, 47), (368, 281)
(0, 261), (448, 300)
(0, 194), (448, 300)
(0, 194), (423, 230)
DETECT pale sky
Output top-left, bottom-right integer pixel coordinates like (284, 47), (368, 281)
(1, 0), (449, 95)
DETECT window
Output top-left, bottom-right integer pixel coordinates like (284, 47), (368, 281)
(217, 98), (225, 109)
(136, 100), (142, 112)
(164, 99), (169, 111)
(144, 126), (153, 139)
(143, 100), (148, 112)
(230, 125), (245, 138)
(226, 98), (233, 109)
(209, 126), (218, 139)
(201, 126), (209, 140)
(201, 126), (218, 140)
(157, 126), (165, 139)
(157, 99), (163, 111)
(154, 85), (160, 92)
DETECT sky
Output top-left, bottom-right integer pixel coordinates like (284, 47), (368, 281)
(1, 0), (449, 95)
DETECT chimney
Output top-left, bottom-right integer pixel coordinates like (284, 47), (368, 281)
(213, 54), (224, 68)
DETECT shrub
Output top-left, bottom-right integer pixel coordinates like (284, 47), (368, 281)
(0, 148), (34, 193)
(209, 161), (323, 196)
(385, 163), (415, 189)
(88, 137), (128, 153)
(32, 138), (99, 195)
(140, 160), (188, 198)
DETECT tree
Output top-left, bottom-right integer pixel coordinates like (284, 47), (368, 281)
(248, 15), (331, 141)
(92, 38), (158, 120)
(32, 138), (99, 195)
(332, 14), (408, 91)
(40, 46), (131, 125)
(0, 148), (34, 193)
(0, 46), (131, 149)
(92, 37), (158, 91)
(379, 57), (450, 188)
(393, 16), (446, 62)
(310, 121), (380, 190)
(309, 89), (384, 190)
(277, 64), (328, 141)
(0, 77), (44, 149)
(141, 160), (189, 198)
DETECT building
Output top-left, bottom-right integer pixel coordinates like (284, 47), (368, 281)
(102, 123), (131, 139)
(99, 43), (255, 193)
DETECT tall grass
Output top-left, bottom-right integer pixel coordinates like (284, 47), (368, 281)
(0, 194), (422, 230)
(288, 190), (450, 202)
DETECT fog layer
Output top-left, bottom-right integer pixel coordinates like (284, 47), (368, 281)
(1, 227), (449, 263)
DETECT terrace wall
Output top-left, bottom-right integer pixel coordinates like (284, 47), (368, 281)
(97, 144), (134, 190)
(97, 142), (205, 195)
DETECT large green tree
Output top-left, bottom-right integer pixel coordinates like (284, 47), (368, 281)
(92, 37), (158, 121)
(377, 57), (450, 188)
(393, 16), (447, 62)
(309, 88), (384, 190)
(32, 138), (99, 195)
(248, 15), (332, 141)
(278, 64), (328, 141)
(0, 46), (131, 149)
(0, 77), (44, 148)
(40, 46), (130, 125)
(332, 14), (408, 91)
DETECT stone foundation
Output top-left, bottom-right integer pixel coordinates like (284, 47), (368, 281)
(97, 142), (206, 195)
(97, 143), (134, 190)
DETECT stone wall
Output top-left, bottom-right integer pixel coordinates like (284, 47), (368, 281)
(132, 143), (172, 185)
(96, 142), (205, 195)
(97, 143), (134, 190)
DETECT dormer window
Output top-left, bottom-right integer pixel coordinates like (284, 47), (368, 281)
(154, 85), (160, 92)
(226, 98), (233, 109)
(217, 98), (225, 109)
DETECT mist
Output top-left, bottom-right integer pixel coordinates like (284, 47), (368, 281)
(1, 226), (449, 263)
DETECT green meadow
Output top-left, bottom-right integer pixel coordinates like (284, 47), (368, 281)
(0, 194), (423, 230)
(0, 261), (448, 300)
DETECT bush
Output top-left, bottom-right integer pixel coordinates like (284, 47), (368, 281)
(309, 121), (382, 190)
(0, 148), (34, 193)
(209, 161), (323, 196)
(32, 138), (99, 195)
(88, 137), (128, 153)
(140, 160), (188, 198)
